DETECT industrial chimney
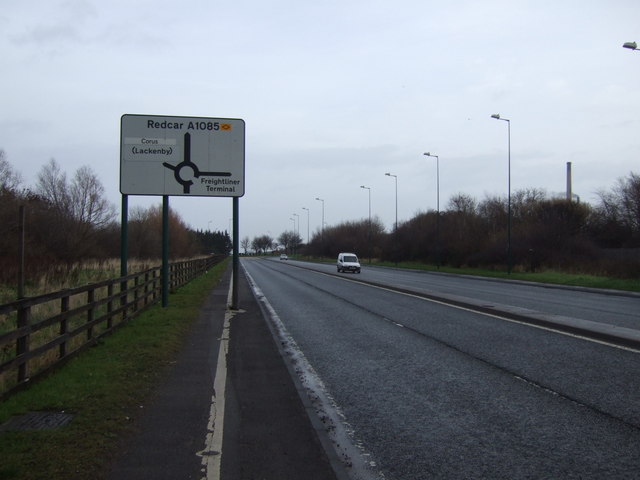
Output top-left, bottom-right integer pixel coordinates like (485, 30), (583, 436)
(566, 162), (572, 201)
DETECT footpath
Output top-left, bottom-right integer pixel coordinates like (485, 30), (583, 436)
(107, 263), (342, 480)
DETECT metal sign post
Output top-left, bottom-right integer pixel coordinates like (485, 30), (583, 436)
(120, 114), (245, 307)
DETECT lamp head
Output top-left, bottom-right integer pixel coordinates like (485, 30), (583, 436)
(491, 114), (501, 120)
(623, 41), (638, 50)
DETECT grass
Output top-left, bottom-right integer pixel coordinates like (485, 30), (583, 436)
(375, 261), (640, 292)
(0, 258), (229, 480)
(287, 254), (640, 293)
(0, 258), (160, 305)
(1, 262), (165, 393)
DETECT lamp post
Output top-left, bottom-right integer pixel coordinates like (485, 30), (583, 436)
(288, 217), (295, 255)
(293, 213), (300, 236)
(491, 113), (512, 274)
(423, 152), (440, 269)
(385, 172), (398, 264)
(302, 207), (310, 245)
(360, 185), (371, 263)
(623, 41), (638, 51)
(385, 173), (398, 232)
(315, 197), (325, 251)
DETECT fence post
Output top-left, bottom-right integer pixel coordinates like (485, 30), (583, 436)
(134, 275), (140, 313)
(18, 206), (26, 300)
(16, 304), (31, 383)
(59, 295), (69, 358)
(144, 271), (149, 307)
(151, 270), (156, 301)
(87, 288), (95, 340)
(107, 283), (114, 329)
(120, 276), (128, 322)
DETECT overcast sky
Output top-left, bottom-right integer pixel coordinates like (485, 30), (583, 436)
(2, 0), (639, 243)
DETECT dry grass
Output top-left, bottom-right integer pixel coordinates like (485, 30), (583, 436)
(0, 258), (166, 394)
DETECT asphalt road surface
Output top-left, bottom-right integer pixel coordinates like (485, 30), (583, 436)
(241, 257), (640, 479)
(274, 259), (639, 329)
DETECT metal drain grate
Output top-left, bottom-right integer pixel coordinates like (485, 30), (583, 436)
(0, 412), (74, 432)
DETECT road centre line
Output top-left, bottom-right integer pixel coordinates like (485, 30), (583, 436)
(305, 267), (640, 354)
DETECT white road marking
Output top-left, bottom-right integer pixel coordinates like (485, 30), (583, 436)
(198, 280), (234, 480)
(310, 268), (640, 354)
(242, 265), (385, 480)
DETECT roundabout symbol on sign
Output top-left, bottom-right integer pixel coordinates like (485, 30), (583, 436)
(162, 132), (231, 194)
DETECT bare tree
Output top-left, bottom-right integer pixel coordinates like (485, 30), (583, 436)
(36, 158), (70, 213)
(511, 188), (547, 221)
(35, 159), (117, 260)
(241, 236), (251, 254)
(128, 204), (199, 259)
(251, 235), (273, 254)
(614, 172), (640, 233)
(278, 230), (302, 254)
(594, 172), (640, 246)
(447, 193), (477, 215)
(69, 165), (116, 229)
(36, 159), (116, 228)
(0, 150), (23, 193)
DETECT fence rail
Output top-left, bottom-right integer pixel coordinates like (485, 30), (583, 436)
(0, 255), (226, 398)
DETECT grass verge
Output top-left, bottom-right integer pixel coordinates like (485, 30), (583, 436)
(0, 258), (230, 480)
(372, 261), (640, 292)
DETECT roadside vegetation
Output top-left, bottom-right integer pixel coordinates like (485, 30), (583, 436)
(0, 150), (231, 299)
(244, 173), (640, 285)
(0, 258), (229, 480)
(1, 148), (637, 292)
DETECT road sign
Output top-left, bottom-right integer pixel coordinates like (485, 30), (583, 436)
(120, 114), (245, 197)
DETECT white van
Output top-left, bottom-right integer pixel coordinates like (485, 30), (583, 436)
(337, 252), (361, 273)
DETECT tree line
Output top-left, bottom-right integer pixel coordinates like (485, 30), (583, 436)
(244, 173), (640, 278)
(0, 150), (231, 284)
(2, 148), (638, 281)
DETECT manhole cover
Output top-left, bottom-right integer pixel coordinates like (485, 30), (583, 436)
(0, 412), (74, 432)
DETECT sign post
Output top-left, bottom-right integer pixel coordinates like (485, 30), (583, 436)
(120, 114), (245, 307)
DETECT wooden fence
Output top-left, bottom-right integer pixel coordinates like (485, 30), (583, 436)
(0, 255), (226, 398)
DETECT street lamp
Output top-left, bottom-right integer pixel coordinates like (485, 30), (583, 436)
(423, 152), (440, 269)
(293, 213), (300, 236)
(491, 113), (512, 274)
(360, 185), (371, 263)
(623, 41), (638, 51)
(315, 197), (325, 247)
(302, 207), (310, 245)
(385, 173), (398, 264)
(385, 173), (398, 232)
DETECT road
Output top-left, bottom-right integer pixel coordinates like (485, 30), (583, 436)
(241, 257), (640, 479)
